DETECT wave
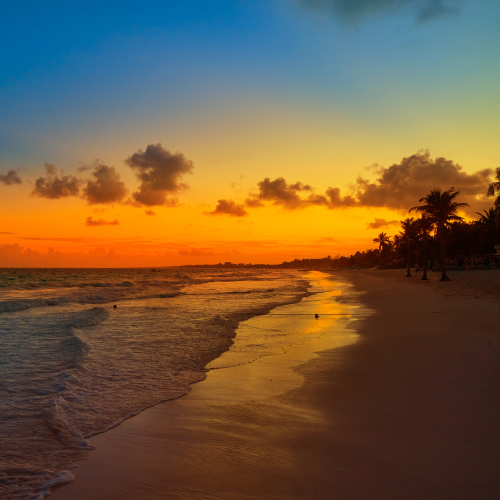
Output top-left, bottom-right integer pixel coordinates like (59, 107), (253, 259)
(0, 470), (75, 500)
(47, 398), (95, 451)
(0, 296), (77, 313)
(0, 291), (184, 314)
(0, 269), (312, 500)
(69, 307), (109, 330)
(223, 287), (278, 295)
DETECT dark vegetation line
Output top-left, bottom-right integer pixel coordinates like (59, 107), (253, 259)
(183, 172), (500, 281)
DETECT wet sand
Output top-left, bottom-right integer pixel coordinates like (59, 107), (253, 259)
(52, 271), (500, 500)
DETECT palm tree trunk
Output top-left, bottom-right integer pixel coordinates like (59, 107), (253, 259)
(439, 222), (451, 281)
(406, 238), (412, 277)
(421, 232), (428, 281)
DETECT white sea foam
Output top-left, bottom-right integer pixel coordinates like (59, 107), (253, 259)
(0, 268), (310, 499)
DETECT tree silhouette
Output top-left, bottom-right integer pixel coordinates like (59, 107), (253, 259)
(414, 215), (434, 280)
(410, 187), (468, 281)
(373, 232), (392, 262)
(486, 168), (500, 229)
(400, 218), (415, 277)
(472, 207), (498, 246)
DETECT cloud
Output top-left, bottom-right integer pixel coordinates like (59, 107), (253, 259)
(298, 0), (464, 24)
(76, 165), (92, 172)
(236, 152), (491, 216)
(246, 177), (313, 209)
(242, 178), (356, 210)
(306, 187), (358, 208)
(126, 143), (194, 207)
(0, 231), (16, 235)
(18, 236), (97, 242)
(366, 218), (400, 229)
(347, 151), (491, 214)
(205, 199), (249, 217)
(82, 163), (127, 205)
(0, 169), (22, 185)
(32, 163), (80, 199)
(178, 248), (215, 257)
(145, 210), (156, 216)
(178, 247), (244, 258)
(85, 217), (120, 227)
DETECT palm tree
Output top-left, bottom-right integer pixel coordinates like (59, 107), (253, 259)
(400, 218), (415, 277)
(410, 187), (469, 281)
(471, 207), (498, 246)
(487, 167), (500, 230)
(373, 232), (392, 262)
(414, 215), (434, 281)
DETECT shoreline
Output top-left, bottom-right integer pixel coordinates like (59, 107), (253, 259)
(51, 270), (500, 500)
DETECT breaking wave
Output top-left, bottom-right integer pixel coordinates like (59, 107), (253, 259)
(0, 268), (310, 499)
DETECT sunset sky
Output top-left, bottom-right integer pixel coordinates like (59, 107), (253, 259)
(1, 0), (499, 266)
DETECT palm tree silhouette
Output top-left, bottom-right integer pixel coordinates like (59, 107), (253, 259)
(373, 232), (392, 262)
(414, 215), (434, 281)
(486, 167), (500, 230)
(400, 218), (415, 277)
(472, 207), (498, 246)
(410, 187), (469, 281)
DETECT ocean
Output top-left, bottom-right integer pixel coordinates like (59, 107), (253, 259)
(0, 268), (312, 500)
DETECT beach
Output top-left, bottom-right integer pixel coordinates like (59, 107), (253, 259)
(49, 268), (500, 500)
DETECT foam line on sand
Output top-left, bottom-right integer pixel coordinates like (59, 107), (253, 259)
(52, 271), (500, 500)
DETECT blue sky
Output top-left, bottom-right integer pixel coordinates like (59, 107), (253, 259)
(1, 0), (499, 264)
(2, 0), (499, 178)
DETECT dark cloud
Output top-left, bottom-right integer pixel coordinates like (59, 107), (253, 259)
(246, 177), (312, 209)
(418, 0), (463, 21)
(367, 218), (400, 229)
(205, 199), (249, 217)
(82, 164), (127, 205)
(126, 143), (194, 207)
(0, 231), (16, 235)
(243, 178), (355, 210)
(347, 151), (491, 214)
(306, 187), (358, 208)
(298, 0), (464, 23)
(85, 217), (119, 227)
(32, 163), (80, 199)
(76, 165), (92, 172)
(145, 210), (156, 216)
(0, 169), (22, 185)
(238, 152), (491, 215)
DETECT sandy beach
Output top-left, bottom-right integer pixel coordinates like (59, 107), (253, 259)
(51, 269), (500, 500)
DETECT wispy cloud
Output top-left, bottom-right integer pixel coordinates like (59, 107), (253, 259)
(366, 218), (399, 229)
(85, 217), (120, 227)
(18, 236), (99, 242)
(297, 0), (465, 24)
(0, 169), (22, 185)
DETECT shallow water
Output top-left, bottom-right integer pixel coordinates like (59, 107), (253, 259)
(0, 268), (309, 500)
(48, 271), (366, 500)
(192, 271), (362, 404)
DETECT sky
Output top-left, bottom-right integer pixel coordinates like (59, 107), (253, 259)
(1, 0), (499, 267)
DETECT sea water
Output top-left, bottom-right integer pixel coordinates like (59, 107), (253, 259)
(0, 268), (310, 500)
